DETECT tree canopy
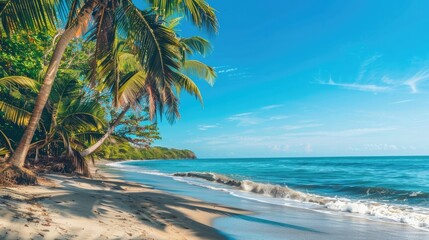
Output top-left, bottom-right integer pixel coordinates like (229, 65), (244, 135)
(0, 1), (217, 182)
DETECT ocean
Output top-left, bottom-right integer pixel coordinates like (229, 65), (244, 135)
(105, 156), (429, 239)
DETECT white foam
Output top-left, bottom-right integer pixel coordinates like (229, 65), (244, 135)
(107, 164), (429, 231)
(106, 161), (170, 177)
(172, 172), (429, 231)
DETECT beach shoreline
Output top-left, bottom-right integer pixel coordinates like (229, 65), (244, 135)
(108, 158), (429, 240)
(0, 160), (248, 240)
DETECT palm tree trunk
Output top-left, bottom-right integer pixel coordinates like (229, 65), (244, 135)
(80, 104), (131, 157)
(8, 1), (98, 167)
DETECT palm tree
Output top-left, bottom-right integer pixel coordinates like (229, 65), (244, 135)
(0, 76), (39, 153)
(0, 75), (106, 174)
(80, 32), (216, 157)
(36, 77), (106, 176)
(0, 0), (218, 167)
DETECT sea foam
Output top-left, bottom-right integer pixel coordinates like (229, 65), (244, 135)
(173, 172), (429, 230)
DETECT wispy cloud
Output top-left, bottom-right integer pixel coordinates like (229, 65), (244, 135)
(317, 55), (399, 93)
(281, 123), (323, 131)
(350, 144), (416, 152)
(260, 104), (283, 110)
(189, 127), (394, 146)
(357, 55), (382, 82)
(391, 99), (414, 104)
(231, 112), (253, 117)
(269, 115), (289, 120)
(218, 68), (238, 74)
(283, 127), (395, 137)
(227, 110), (289, 126)
(227, 112), (262, 126)
(319, 77), (390, 92)
(318, 55), (389, 92)
(215, 66), (253, 79)
(198, 124), (221, 131)
(213, 65), (229, 69)
(403, 69), (429, 93)
(269, 143), (313, 153)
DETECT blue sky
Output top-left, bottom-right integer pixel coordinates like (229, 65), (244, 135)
(139, 1), (429, 158)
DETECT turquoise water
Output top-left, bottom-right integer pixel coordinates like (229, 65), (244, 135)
(107, 156), (429, 238)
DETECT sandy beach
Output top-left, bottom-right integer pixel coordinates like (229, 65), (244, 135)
(0, 162), (248, 240)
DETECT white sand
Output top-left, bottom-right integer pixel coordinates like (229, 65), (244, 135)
(0, 164), (248, 240)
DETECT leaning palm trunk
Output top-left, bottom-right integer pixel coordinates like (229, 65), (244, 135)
(8, 1), (98, 167)
(80, 104), (130, 157)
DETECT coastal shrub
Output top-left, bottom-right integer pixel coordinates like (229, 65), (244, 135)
(96, 141), (196, 160)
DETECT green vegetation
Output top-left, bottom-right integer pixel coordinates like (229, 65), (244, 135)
(0, 0), (218, 184)
(97, 142), (196, 160)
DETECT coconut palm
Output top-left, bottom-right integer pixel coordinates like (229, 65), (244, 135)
(0, 76), (39, 153)
(80, 30), (216, 157)
(0, 0), (218, 167)
(34, 77), (106, 176)
(0, 75), (106, 175)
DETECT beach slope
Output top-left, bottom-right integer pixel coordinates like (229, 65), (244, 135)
(0, 168), (247, 240)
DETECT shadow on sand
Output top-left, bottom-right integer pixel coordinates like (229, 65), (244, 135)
(0, 174), (323, 239)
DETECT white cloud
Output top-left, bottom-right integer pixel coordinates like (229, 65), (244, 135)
(261, 104), (283, 110)
(198, 124), (220, 131)
(403, 69), (429, 93)
(231, 112), (253, 117)
(227, 111), (289, 126)
(350, 144), (417, 152)
(283, 127), (395, 137)
(391, 99), (414, 104)
(319, 77), (390, 92)
(269, 144), (291, 152)
(281, 123), (323, 130)
(227, 113), (262, 126)
(218, 68), (238, 74)
(213, 65), (229, 69)
(188, 127), (394, 148)
(357, 55), (382, 82)
(318, 56), (391, 92)
(269, 115), (289, 120)
(269, 143), (313, 153)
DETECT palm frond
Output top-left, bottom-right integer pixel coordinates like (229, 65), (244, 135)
(180, 36), (212, 57)
(172, 71), (202, 103)
(162, 85), (180, 123)
(0, 0), (82, 36)
(118, 52), (142, 73)
(0, 147), (9, 156)
(148, 0), (218, 33)
(119, 4), (181, 89)
(0, 76), (39, 91)
(74, 131), (105, 145)
(0, 129), (12, 152)
(183, 60), (216, 85)
(58, 100), (106, 132)
(117, 70), (148, 107)
(68, 148), (91, 177)
(0, 100), (32, 126)
(166, 17), (182, 30)
(50, 77), (83, 105)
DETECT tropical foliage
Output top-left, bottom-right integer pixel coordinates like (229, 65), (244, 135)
(0, 1), (218, 184)
(98, 142), (196, 160)
(0, 0), (217, 168)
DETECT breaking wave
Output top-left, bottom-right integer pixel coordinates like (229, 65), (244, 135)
(173, 172), (429, 230)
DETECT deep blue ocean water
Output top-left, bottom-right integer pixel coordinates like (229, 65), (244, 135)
(107, 156), (429, 239)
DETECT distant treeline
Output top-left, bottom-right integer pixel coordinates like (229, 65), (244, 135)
(97, 142), (196, 160)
